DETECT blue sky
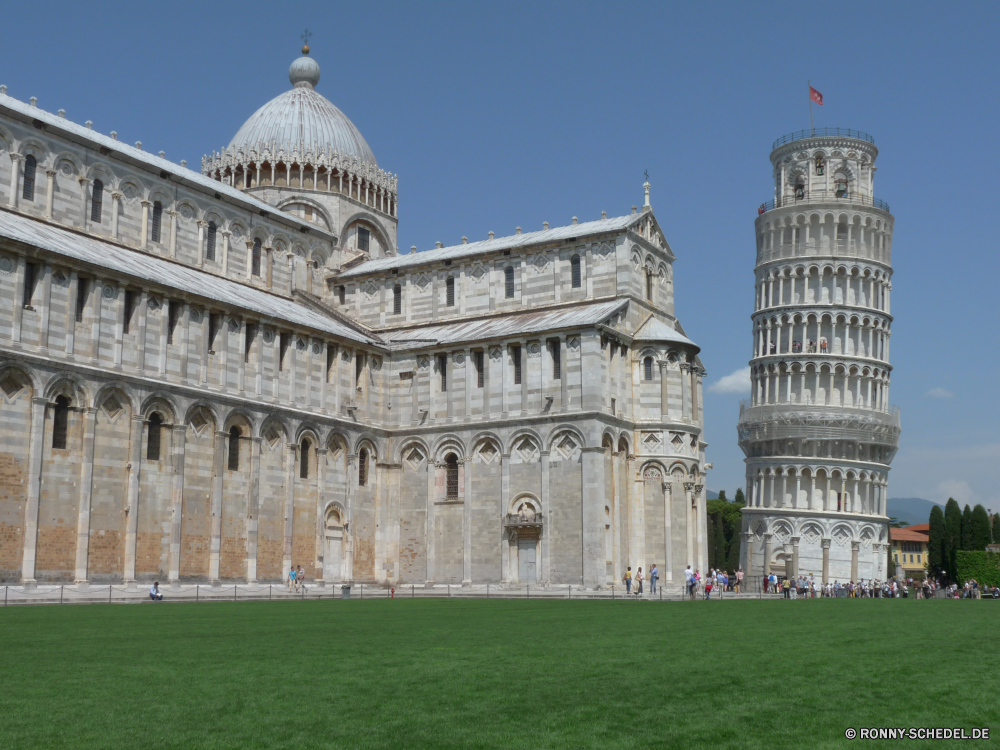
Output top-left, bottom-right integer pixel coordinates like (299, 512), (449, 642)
(3, 1), (997, 508)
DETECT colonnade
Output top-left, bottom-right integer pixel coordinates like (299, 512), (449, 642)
(755, 266), (890, 312)
(753, 314), (889, 361)
(751, 363), (889, 411)
(747, 468), (887, 516)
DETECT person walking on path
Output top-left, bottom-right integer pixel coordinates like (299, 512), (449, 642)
(295, 566), (305, 593)
(685, 565), (694, 599)
(649, 564), (658, 595)
(736, 568), (743, 594)
(288, 566), (297, 593)
(635, 567), (644, 596)
(623, 566), (632, 595)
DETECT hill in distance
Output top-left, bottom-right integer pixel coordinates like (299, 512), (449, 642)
(888, 497), (945, 527)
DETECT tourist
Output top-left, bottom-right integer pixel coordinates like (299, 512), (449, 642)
(635, 567), (644, 596)
(149, 582), (163, 601)
(685, 565), (694, 598)
(782, 577), (790, 599)
(736, 568), (743, 594)
(649, 564), (658, 595)
(705, 576), (713, 600)
(296, 566), (305, 593)
(624, 566), (632, 595)
(288, 566), (297, 593)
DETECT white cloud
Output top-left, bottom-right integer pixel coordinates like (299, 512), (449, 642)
(935, 479), (975, 506)
(925, 387), (954, 399)
(708, 366), (751, 394)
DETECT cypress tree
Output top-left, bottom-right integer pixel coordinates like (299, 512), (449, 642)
(944, 499), (962, 581)
(927, 504), (945, 576)
(707, 514), (717, 569)
(992, 512), (1000, 545)
(717, 490), (727, 503)
(727, 528), (742, 572)
(971, 505), (991, 550)
(961, 504), (973, 551)
(734, 488), (746, 507)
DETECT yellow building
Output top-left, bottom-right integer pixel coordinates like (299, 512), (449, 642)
(890, 525), (929, 579)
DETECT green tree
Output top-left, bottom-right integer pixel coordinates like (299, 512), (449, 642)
(992, 512), (1000, 545)
(927, 504), (945, 577)
(944, 499), (962, 581)
(970, 505), (991, 550)
(706, 514), (717, 569)
(734, 488), (745, 507)
(717, 490), (727, 503)
(961, 504), (974, 550)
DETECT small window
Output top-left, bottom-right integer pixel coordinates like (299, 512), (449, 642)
(279, 332), (290, 371)
(645, 271), (654, 301)
(644, 356), (654, 381)
(251, 238), (262, 276)
(446, 276), (455, 307)
(300, 438), (311, 479)
(393, 283), (402, 315)
(91, 179), (103, 223)
(358, 227), (370, 253)
(147, 413), (162, 461)
(571, 254), (582, 288)
(337, 285), (346, 305)
(355, 353), (365, 385)
(167, 301), (179, 345)
(23, 263), (37, 307)
(504, 266), (515, 299)
(815, 155), (825, 176)
(438, 354), (448, 392)
(512, 345), (522, 385)
(475, 351), (484, 388)
(551, 340), (561, 380)
(52, 395), (70, 450)
(22, 155), (36, 201)
(358, 448), (369, 486)
(208, 313), (221, 351)
(326, 345), (336, 382)
(244, 323), (257, 362)
(151, 201), (163, 243)
(75, 278), (88, 323)
(123, 290), (134, 334)
(206, 221), (217, 261)
(228, 426), (241, 471)
(445, 453), (459, 498)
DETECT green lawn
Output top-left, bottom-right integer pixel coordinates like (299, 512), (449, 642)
(0, 598), (996, 749)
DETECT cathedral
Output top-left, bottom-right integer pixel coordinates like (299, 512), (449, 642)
(0, 47), (707, 590)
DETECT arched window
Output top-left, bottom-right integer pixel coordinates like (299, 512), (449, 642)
(393, 283), (401, 315)
(206, 221), (217, 261)
(300, 438), (311, 479)
(504, 266), (514, 299)
(52, 395), (70, 450)
(446, 276), (455, 307)
(22, 155), (36, 201)
(645, 270), (654, 301)
(834, 171), (848, 198)
(358, 448), (369, 487)
(91, 179), (103, 222)
(336, 285), (346, 305)
(794, 181), (805, 200)
(570, 254), (582, 288)
(228, 426), (241, 471)
(151, 201), (163, 243)
(644, 357), (654, 381)
(147, 413), (163, 461)
(251, 238), (262, 276)
(445, 453), (459, 498)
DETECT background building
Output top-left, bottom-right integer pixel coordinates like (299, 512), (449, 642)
(738, 128), (899, 585)
(0, 49), (708, 590)
(890, 524), (928, 579)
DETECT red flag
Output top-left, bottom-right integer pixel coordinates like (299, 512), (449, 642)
(810, 86), (824, 106)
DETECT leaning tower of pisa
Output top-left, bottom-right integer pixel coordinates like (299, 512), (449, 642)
(738, 128), (900, 586)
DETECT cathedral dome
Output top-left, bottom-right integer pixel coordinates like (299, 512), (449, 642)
(227, 49), (377, 167)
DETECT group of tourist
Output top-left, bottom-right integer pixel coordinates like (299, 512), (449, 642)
(288, 566), (306, 593)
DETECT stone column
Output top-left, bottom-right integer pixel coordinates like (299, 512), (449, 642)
(246, 436), (261, 584)
(659, 361), (670, 419)
(683, 481), (694, 574)
(424, 456), (436, 587)
(208, 430), (226, 585)
(680, 364), (691, 422)
(45, 170), (56, 218)
(695, 483), (706, 574)
(111, 191), (122, 240)
(20, 397), (47, 587)
(196, 220), (206, 267)
(90, 278), (103, 364)
(823, 539), (831, 586)
(314, 447), (327, 584)
(344, 454), (355, 583)
(559, 336), (568, 411)
(38, 264), (52, 350)
(462, 456), (472, 586)
(581, 446), (605, 589)
(136, 291), (148, 372)
(221, 230), (231, 275)
(140, 200), (151, 248)
(123, 414), (144, 587)
(7, 153), (21, 208)
(282, 444), (296, 576)
(663, 482), (673, 583)
(113, 286), (126, 365)
(74, 407), (98, 585)
(850, 541), (859, 581)
(790, 536), (800, 579)
(763, 533), (772, 577)
(168, 210), (178, 258)
(741, 531), (752, 574)
(540, 449), (550, 584)
(167, 424), (187, 585)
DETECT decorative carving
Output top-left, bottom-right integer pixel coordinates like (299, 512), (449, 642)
(296, 337), (307, 351)
(527, 342), (541, 356)
(453, 353), (464, 365)
(102, 284), (117, 300)
(341, 349), (352, 361)
(311, 342), (322, 355)
(263, 327), (275, 344)
(0, 374), (23, 399)
(470, 264), (487, 281)
(363, 282), (379, 299)
(228, 318), (240, 333)
(417, 356), (430, 369)
(371, 355), (382, 371)
(102, 395), (123, 419)
(146, 297), (160, 311)
(0, 256), (14, 274)
(594, 241), (614, 257)
(489, 347), (502, 360)
(189, 309), (201, 324)
(567, 337), (580, 351)
(414, 273), (431, 290)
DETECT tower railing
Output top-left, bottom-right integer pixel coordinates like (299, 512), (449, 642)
(772, 128), (875, 149)
(757, 194), (890, 215)
(737, 402), (901, 447)
(755, 240), (891, 266)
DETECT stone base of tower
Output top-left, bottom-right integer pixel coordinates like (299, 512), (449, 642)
(739, 509), (888, 587)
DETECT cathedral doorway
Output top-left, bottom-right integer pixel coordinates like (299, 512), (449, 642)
(517, 538), (537, 583)
(324, 508), (344, 582)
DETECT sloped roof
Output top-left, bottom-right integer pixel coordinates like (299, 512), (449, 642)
(632, 315), (697, 347)
(891, 527), (929, 542)
(0, 210), (376, 345)
(382, 299), (629, 349)
(0, 93), (330, 238)
(338, 214), (643, 279)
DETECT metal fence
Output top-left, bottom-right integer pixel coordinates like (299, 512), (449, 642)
(757, 194), (890, 214)
(772, 128), (875, 149)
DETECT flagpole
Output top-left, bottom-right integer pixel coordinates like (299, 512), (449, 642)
(808, 80), (814, 133)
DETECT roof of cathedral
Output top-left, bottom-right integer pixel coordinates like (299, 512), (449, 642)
(632, 316), (696, 346)
(0, 92), (331, 239)
(337, 214), (644, 279)
(0, 210), (377, 345)
(381, 299), (630, 349)
(226, 51), (377, 166)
